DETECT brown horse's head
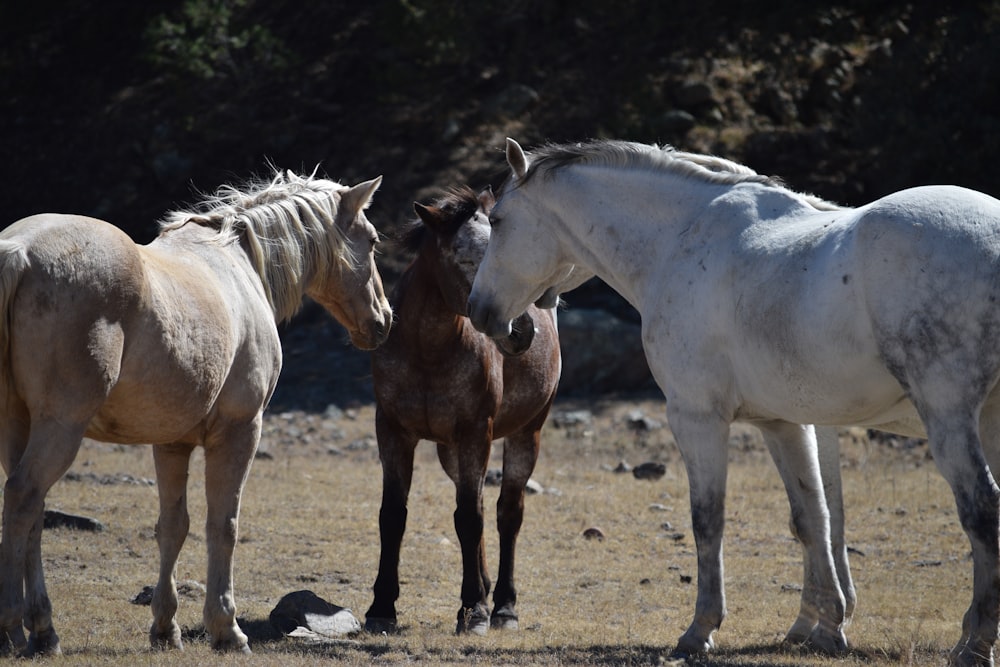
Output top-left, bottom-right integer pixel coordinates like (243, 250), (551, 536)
(410, 186), (534, 356)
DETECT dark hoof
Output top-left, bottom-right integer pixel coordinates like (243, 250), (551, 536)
(456, 606), (489, 636)
(0, 627), (27, 657)
(490, 615), (519, 631)
(364, 617), (399, 635)
(23, 630), (61, 658)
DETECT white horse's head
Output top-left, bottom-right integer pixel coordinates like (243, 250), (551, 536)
(468, 138), (576, 340)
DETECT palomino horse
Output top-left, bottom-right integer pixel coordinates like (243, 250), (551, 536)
(0, 169), (392, 655)
(469, 138), (1000, 666)
(365, 187), (560, 636)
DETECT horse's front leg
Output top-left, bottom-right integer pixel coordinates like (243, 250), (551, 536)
(816, 426), (856, 621)
(491, 422), (544, 631)
(669, 410), (731, 655)
(447, 432), (492, 636)
(201, 418), (259, 654)
(365, 410), (417, 634)
(149, 442), (194, 650)
(758, 422), (847, 653)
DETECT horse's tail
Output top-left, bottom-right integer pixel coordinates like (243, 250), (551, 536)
(0, 240), (29, 389)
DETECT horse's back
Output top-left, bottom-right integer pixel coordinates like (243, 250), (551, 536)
(665, 184), (1000, 427)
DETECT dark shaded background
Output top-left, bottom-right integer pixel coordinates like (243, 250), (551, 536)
(3, 1), (999, 406)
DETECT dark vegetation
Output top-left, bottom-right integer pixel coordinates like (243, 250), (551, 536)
(3, 1), (999, 403)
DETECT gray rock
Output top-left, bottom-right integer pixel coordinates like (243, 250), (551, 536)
(270, 590), (360, 637)
(660, 109), (696, 133)
(674, 80), (717, 108)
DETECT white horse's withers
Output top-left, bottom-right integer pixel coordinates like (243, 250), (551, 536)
(468, 138), (1000, 666)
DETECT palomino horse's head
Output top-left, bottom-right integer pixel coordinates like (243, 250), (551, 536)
(412, 186), (535, 355)
(468, 138), (576, 341)
(307, 175), (393, 350)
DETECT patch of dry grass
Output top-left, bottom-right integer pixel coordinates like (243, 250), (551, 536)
(10, 398), (971, 665)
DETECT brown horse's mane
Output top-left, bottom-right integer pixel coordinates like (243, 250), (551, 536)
(401, 186), (481, 253)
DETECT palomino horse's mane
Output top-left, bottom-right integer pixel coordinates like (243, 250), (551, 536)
(522, 140), (842, 212)
(159, 169), (350, 322)
(400, 186), (481, 253)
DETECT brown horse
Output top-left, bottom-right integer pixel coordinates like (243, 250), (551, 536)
(0, 169), (392, 656)
(364, 187), (560, 635)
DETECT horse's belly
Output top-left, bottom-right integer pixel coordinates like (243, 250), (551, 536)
(735, 358), (923, 434)
(84, 374), (226, 444)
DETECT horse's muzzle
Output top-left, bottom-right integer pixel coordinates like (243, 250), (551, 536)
(352, 308), (393, 350)
(493, 312), (535, 356)
(467, 298), (511, 339)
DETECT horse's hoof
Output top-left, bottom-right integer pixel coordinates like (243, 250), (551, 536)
(0, 627), (28, 656)
(783, 617), (816, 645)
(456, 606), (490, 636)
(211, 639), (251, 654)
(805, 626), (848, 654)
(150, 623), (184, 651)
(675, 628), (714, 655)
(211, 631), (251, 654)
(364, 617), (399, 635)
(490, 614), (519, 631)
(23, 631), (61, 658)
(949, 640), (995, 667)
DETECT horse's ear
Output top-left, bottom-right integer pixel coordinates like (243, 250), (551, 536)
(413, 202), (444, 231)
(478, 186), (495, 210)
(506, 138), (528, 179)
(341, 176), (383, 218)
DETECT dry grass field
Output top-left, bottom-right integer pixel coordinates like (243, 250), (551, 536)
(12, 395), (971, 666)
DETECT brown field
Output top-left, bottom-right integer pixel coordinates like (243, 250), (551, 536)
(15, 396), (969, 666)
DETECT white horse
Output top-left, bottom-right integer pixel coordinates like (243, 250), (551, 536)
(0, 169), (392, 655)
(468, 138), (1000, 666)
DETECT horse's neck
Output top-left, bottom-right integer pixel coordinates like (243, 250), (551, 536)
(550, 168), (718, 311)
(393, 258), (467, 344)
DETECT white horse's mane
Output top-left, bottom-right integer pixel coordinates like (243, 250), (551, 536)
(524, 140), (842, 211)
(160, 168), (350, 322)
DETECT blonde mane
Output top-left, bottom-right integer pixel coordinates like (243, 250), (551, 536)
(524, 140), (842, 211)
(159, 169), (350, 322)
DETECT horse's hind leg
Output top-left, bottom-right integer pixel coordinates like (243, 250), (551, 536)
(925, 412), (999, 667)
(0, 407), (29, 655)
(758, 422), (846, 653)
(443, 430), (492, 636)
(149, 443), (194, 650)
(0, 420), (84, 657)
(365, 409), (417, 634)
(201, 418), (260, 654)
(491, 421), (544, 630)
